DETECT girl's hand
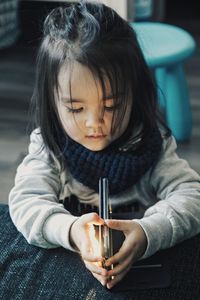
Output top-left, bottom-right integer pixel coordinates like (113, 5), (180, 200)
(69, 213), (109, 286)
(104, 219), (147, 289)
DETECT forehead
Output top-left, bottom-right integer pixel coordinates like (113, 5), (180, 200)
(58, 61), (111, 96)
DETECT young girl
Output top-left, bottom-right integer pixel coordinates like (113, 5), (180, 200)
(9, 1), (200, 290)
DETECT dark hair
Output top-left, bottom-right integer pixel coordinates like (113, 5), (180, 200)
(31, 1), (169, 157)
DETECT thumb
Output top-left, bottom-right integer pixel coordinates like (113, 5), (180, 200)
(81, 232), (102, 262)
(105, 219), (130, 232)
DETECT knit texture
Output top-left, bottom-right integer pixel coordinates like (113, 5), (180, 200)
(63, 128), (163, 195)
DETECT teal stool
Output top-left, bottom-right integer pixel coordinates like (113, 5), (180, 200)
(130, 22), (196, 141)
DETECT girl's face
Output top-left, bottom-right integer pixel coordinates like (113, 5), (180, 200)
(57, 62), (132, 151)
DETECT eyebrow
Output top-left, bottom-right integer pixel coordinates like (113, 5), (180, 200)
(61, 93), (124, 103)
(61, 98), (83, 103)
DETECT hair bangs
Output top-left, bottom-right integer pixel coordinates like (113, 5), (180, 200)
(78, 51), (132, 138)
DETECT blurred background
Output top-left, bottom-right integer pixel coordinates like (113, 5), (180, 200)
(0, 0), (200, 203)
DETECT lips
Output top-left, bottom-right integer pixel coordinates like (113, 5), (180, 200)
(86, 135), (106, 139)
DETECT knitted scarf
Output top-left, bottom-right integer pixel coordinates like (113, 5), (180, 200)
(62, 128), (163, 195)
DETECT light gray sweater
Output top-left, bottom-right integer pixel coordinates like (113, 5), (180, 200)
(9, 129), (200, 258)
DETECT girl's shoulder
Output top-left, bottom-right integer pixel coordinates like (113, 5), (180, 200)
(29, 128), (47, 157)
(29, 128), (62, 172)
(160, 129), (177, 154)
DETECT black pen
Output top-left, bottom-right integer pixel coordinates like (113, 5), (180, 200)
(99, 178), (113, 267)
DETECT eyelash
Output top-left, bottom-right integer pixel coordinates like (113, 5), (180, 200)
(66, 107), (83, 113)
(66, 106), (119, 113)
(104, 106), (117, 112)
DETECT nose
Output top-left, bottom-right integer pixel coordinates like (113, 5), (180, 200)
(85, 110), (104, 130)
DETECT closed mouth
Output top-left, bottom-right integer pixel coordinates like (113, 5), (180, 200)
(86, 135), (106, 139)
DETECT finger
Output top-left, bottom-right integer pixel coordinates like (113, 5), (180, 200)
(81, 213), (104, 226)
(107, 267), (130, 289)
(80, 227), (103, 262)
(81, 237), (102, 262)
(105, 219), (131, 232)
(91, 271), (108, 286)
(105, 241), (133, 267)
(84, 261), (108, 276)
(107, 254), (134, 277)
(81, 250), (102, 262)
(79, 233), (93, 260)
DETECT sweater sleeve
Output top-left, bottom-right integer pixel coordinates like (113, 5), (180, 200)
(8, 129), (78, 250)
(135, 135), (200, 259)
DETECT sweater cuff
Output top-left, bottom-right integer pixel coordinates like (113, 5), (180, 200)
(42, 213), (79, 252)
(133, 213), (173, 259)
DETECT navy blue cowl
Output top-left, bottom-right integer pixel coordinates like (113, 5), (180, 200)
(62, 128), (162, 195)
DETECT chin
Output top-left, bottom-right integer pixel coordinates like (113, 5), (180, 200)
(83, 142), (109, 152)
(84, 145), (105, 152)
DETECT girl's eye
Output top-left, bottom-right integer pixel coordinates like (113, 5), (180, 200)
(104, 105), (120, 112)
(66, 107), (83, 113)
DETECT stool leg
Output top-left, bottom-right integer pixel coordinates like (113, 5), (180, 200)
(155, 67), (167, 111)
(164, 64), (192, 141)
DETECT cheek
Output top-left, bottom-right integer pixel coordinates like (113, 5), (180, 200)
(104, 113), (113, 130)
(62, 117), (77, 135)
(58, 109), (74, 132)
(59, 111), (83, 139)
(63, 121), (75, 135)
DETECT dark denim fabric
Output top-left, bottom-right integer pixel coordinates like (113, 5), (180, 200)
(0, 204), (200, 300)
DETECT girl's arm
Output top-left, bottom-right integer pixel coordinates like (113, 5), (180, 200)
(135, 135), (200, 259)
(102, 136), (200, 288)
(8, 129), (78, 250)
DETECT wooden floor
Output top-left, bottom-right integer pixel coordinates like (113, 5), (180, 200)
(0, 21), (200, 203)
